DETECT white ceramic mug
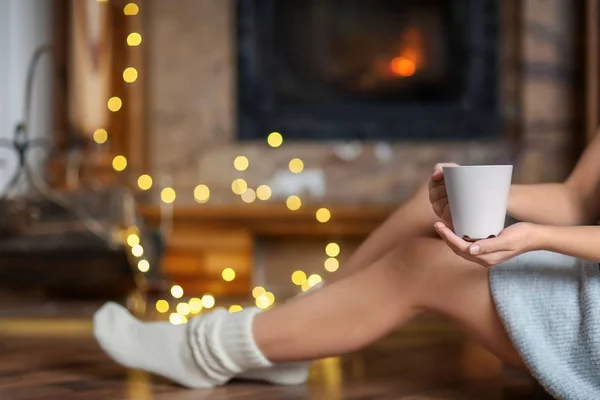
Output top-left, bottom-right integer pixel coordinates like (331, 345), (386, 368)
(442, 165), (513, 241)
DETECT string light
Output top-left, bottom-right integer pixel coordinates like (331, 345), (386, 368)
(222, 268), (236, 282)
(325, 242), (340, 257)
(291, 270), (307, 285)
(156, 300), (169, 313)
(286, 195), (301, 211)
(252, 286), (266, 298)
(308, 274), (322, 287)
(316, 208), (331, 223)
(241, 188), (256, 203)
(232, 178), (248, 195)
(126, 233), (140, 247)
(123, 67), (138, 83)
(264, 291), (275, 305)
(176, 302), (190, 316)
(267, 132), (283, 148)
(124, 3), (139, 16)
(161, 187), (176, 203)
(107, 96), (122, 112)
(189, 298), (203, 314)
(256, 185), (272, 200)
(301, 281), (311, 292)
(127, 32), (142, 46)
(93, 128), (108, 144)
(169, 313), (184, 325)
(137, 174), (153, 190)
(131, 244), (144, 257)
(256, 294), (270, 309)
(137, 259), (150, 272)
(112, 155), (127, 171)
(194, 184), (210, 203)
(201, 294), (215, 309)
(288, 158), (304, 174)
(229, 305), (243, 313)
(234, 156), (249, 171)
(324, 258), (339, 272)
(171, 285), (184, 299)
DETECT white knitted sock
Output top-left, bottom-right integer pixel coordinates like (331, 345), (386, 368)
(93, 302), (272, 388)
(235, 280), (325, 384)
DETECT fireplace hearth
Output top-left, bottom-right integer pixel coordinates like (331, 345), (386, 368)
(237, 0), (499, 141)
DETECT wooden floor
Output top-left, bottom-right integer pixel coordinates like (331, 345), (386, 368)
(0, 300), (550, 400)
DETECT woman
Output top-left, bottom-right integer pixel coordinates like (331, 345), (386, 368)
(94, 133), (600, 400)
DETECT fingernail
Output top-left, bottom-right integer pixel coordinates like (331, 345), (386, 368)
(469, 245), (480, 255)
(434, 222), (443, 230)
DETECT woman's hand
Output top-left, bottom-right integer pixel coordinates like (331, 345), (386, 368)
(434, 221), (538, 268)
(429, 163), (459, 228)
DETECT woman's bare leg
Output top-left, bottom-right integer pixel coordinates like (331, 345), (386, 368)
(254, 236), (523, 367)
(333, 181), (439, 282)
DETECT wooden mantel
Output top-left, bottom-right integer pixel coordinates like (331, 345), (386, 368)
(138, 204), (395, 237)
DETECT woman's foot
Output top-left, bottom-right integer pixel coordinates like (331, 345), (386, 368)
(93, 302), (308, 388)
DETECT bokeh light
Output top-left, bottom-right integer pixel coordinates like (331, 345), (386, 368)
(93, 128), (108, 144)
(267, 132), (283, 147)
(222, 268), (236, 282)
(325, 242), (340, 257)
(256, 185), (272, 200)
(291, 270), (307, 285)
(194, 184), (210, 203)
(316, 208), (331, 223)
(286, 195), (301, 211)
(171, 285), (184, 299)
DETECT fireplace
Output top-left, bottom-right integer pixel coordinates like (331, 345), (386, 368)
(237, 0), (499, 141)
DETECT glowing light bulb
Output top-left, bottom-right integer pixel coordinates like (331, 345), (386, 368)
(127, 233), (140, 247)
(123, 67), (138, 83)
(169, 313), (183, 325)
(267, 132), (283, 147)
(112, 155), (127, 171)
(123, 3), (139, 16)
(252, 286), (266, 298)
(316, 208), (331, 223)
(325, 242), (340, 257)
(232, 179), (247, 195)
(201, 294), (215, 309)
(176, 302), (190, 316)
(93, 128), (108, 144)
(161, 187), (176, 204)
(137, 259), (150, 272)
(131, 244), (144, 257)
(286, 195), (301, 211)
(127, 32), (142, 46)
(308, 274), (322, 287)
(241, 188), (256, 203)
(194, 184), (210, 203)
(256, 294), (270, 309)
(107, 96), (122, 112)
(222, 268), (236, 282)
(324, 258), (339, 272)
(171, 285), (184, 299)
(229, 305), (243, 313)
(189, 298), (203, 314)
(288, 158), (304, 174)
(256, 185), (272, 200)
(137, 174), (153, 190)
(291, 270), (307, 286)
(155, 300), (169, 313)
(234, 156), (249, 171)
